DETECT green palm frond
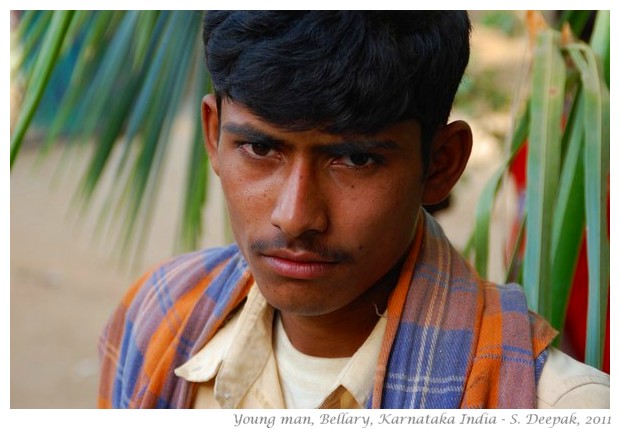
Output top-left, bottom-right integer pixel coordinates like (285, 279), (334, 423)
(11, 11), (210, 262)
(11, 11), (74, 166)
(469, 11), (609, 369)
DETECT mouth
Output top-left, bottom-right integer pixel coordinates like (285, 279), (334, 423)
(260, 250), (339, 280)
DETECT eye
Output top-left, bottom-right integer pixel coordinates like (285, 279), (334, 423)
(339, 153), (376, 167)
(239, 142), (276, 158)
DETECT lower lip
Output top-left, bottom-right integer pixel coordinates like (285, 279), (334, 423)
(262, 256), (336, 280)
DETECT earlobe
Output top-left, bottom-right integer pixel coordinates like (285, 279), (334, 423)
(421, 120), (472, 205)
(201, 94), (221, 176)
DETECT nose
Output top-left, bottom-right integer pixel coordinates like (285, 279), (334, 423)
(270, 160), (328, 237)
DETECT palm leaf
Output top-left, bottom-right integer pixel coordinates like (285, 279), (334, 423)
(548, 88), (585, 335)
(12, 11), (209, 261)
(472, 105), (529, 278)
(566, 42), (610, 368)
(467, 12), (609, 369)
(523, 28), (565, 316)
(11, 11), (75, 166)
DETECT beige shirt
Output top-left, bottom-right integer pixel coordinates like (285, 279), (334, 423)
(175, 284), (610, 409)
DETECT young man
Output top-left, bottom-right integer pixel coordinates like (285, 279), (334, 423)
(98, 11), (609, 409)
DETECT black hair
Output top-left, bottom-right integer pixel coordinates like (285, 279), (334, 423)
(202, 11), (470, 163)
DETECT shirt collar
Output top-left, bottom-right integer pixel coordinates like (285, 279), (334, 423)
(174, 283), (386, 409)
(329, 315), (386, 407)
(175, 284), (274, 408)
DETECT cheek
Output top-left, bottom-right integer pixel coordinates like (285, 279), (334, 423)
(219, 170), (256, 225)
(219, 162), (275, 232)
(337, 176), (421, 249)
(355, 174), (420, 220)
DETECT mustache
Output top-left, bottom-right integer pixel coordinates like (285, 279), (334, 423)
(250, 235), (354, 263)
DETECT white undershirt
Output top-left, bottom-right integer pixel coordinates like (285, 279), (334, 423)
(273, 313), (351, 408)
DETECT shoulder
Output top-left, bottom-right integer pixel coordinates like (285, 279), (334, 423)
(100, 244), (248, 367)
(145, 244), (246, 289)
(537, 347), (610, 409)
(127, 244), (246, 313)
(98, 244), (250, 407)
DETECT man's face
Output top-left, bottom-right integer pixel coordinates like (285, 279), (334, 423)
(207, 98), (426, 318)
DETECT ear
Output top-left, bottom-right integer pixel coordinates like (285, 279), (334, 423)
(421, 120), (472, 205)
(201, 94), (221, 176)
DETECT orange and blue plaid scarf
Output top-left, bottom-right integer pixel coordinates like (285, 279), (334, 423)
(98, 210), (556, 408)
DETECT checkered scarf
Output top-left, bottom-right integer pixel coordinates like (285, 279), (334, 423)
(370, 211), (556, 408)
(98, 210), (556, 408)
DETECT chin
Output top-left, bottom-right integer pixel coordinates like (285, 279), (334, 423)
(274, 301), (337, 317)
(256, 282), (339, 317)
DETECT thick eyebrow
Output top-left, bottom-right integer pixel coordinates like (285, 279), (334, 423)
(316, 139), (399, 156)
(222, 122), (399, 154)
(222, 123), (285, 147)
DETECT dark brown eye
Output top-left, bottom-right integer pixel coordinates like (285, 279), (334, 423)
(347, 153), (372, 166)
(250, 143), (272, 156)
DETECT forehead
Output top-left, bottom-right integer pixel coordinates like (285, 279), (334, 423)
(219, 99), (422, 149)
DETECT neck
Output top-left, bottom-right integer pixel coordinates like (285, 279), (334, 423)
(279, 257), (403, 358)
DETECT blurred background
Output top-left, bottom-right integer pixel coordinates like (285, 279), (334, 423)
(10, 11), (609, 408)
